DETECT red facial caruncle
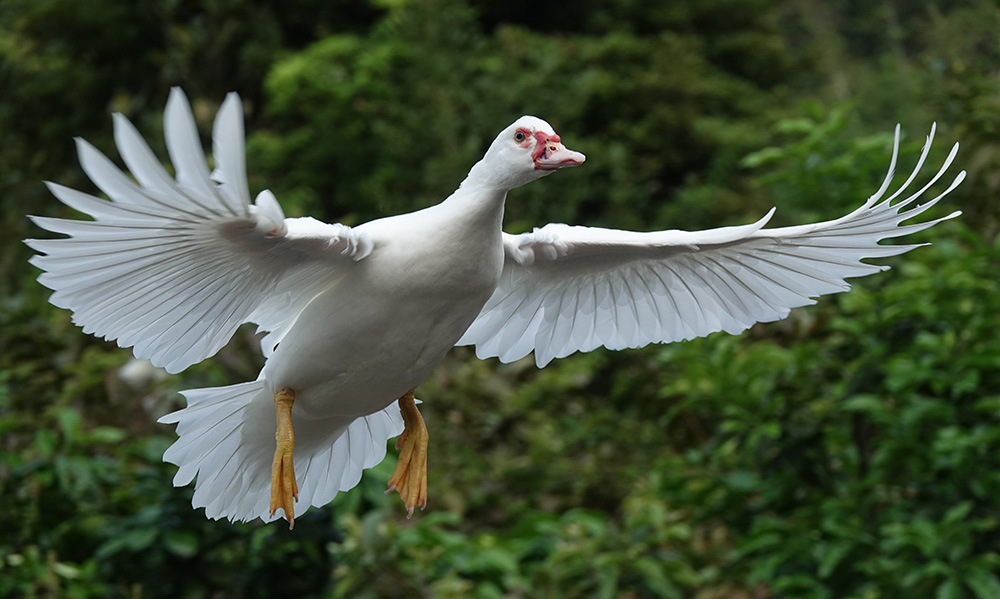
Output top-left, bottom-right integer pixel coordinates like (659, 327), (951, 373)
(531, 130), (561, 163)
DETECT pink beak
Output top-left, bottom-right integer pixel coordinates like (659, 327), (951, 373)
(534, 139), (586, 171)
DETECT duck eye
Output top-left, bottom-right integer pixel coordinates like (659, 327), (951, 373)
(514, 131), (526, 142)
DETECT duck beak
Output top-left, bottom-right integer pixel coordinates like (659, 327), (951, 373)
(534, 140), (586, 171)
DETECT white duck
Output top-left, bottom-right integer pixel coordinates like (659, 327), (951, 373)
(27, 89), (962, 527)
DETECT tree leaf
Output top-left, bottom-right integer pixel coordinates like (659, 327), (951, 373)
(967, 568), (1000, 599)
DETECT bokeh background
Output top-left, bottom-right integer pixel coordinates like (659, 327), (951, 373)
(2, 0), (1000, 597)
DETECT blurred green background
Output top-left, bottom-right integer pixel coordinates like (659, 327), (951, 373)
(2, 0), (1000, 597)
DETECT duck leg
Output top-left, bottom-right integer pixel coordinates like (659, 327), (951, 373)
(386, 390), (428, 517)
(269, 387), (299, 529)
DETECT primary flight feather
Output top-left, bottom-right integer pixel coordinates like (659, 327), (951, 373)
(27, 89), (962, 527)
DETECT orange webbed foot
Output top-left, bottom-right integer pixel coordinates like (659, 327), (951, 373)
(269, 388), (299, 529)
(386, 390), (428, 518)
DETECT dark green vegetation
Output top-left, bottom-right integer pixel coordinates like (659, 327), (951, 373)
(2, 0), (1000, 597)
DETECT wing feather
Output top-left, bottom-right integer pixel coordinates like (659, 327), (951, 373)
(212, 93), (253, 212)
(26, 88), (372, 373)
(164, 88), (228, 211)
(112, 113), (185, 202)
(458, 126), (963, 366)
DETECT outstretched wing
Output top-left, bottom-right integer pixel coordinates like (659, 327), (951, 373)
(457, 125), (963, 366)
(26, 88), (372, 373)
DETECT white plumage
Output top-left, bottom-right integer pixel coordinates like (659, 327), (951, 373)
(27, 88), (962, 524)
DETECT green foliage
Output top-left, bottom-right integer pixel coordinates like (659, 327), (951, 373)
(250, 0), (788, 231)
(2, 1), (1000, 598)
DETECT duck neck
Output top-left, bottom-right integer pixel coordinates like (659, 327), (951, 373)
(459, 157), (511, 193)
(438, 160), (511, 233)
(439, 185), (506, 237)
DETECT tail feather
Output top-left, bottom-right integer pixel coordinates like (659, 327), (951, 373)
(160, 382), (261, 486)
(158, 380), (405, 524)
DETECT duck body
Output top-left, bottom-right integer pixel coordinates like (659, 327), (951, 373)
(265, 188), (508, 421)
